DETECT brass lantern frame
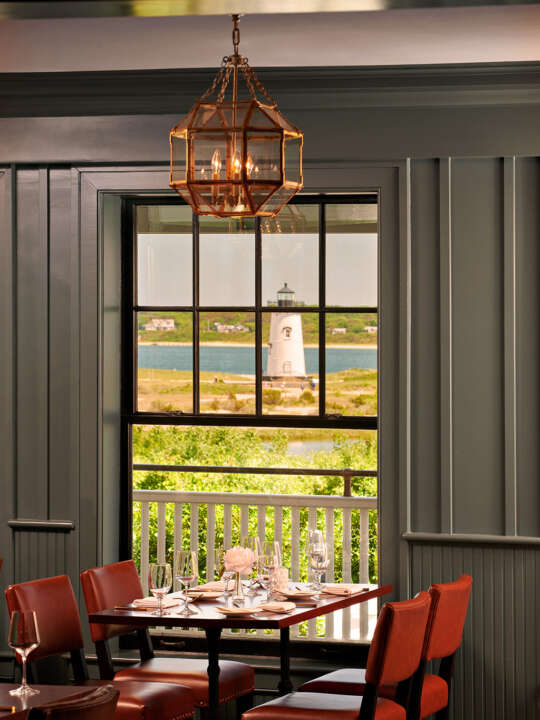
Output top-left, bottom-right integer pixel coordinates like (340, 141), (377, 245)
(169, 15), (303, 218)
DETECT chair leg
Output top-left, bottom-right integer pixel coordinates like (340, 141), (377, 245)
(236, 691), (254, 719)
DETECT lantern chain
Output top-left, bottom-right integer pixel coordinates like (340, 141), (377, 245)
(239, 60), (277, 108)
(197, 15), (278, 108)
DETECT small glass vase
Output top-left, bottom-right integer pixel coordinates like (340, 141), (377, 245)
(232, 572), (244, 603)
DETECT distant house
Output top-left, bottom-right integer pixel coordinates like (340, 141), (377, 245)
(332, 327), (347, 335)
(213, 322), (250, 333)
(365, 325), (378, 334)
(142, 318), (175, 331)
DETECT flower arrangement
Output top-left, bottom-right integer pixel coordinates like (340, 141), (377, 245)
(224, 546), (256, 574)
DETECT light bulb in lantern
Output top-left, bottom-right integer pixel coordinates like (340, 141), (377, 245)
(211, 149), (222, 180)
(231, 150), (242, 179)
(246, 153), (254, 178)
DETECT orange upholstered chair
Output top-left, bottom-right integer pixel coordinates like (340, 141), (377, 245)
(241, 592), (432, 720)
(27, 684), (119, 720)
(5, 575), (195, 720)
(299, 575), (473, 720)
(80, 560), (254, 715)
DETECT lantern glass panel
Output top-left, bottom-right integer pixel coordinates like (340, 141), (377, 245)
(220, 101), (252, 128)
(170, 133), (187, 184)
(173, 186), (193, 206)
(246, 133), (281, 182)
(191, 132), (229, 182)
(247, 186), (280, 214)
(193, 104), (221, 128)
(261, 107), (298, 133)
(248, 106), (277, 128)
(259, 185), (299, 215)
(284, 136), (302, 185)
(194, 184), (252, 216)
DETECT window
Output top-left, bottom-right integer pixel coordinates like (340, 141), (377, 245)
(124, 194), (379, 642)
(128, 195), (378, 424)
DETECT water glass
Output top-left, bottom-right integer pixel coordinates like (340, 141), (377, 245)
(241, 536), (259, 596)
(175, 550), (198, 616)
(8, 610), (40, 696)
(215, 547), (235, 596)
(308, 538), (329, 591)
(148, 563), (172, 616)
(258, 540), (281, 600)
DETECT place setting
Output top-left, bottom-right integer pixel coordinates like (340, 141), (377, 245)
(118, 531), (374, 625)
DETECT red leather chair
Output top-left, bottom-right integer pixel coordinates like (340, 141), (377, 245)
(27, 684), (119, 720)
(5, 575), (195, 720)
(80, 560), (254, 716)
(240, 592), (432, 720)
(298, 575), (473, 720)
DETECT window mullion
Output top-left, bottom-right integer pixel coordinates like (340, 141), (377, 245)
(319, 202), (326, 417)
(255, 217), (262, 416)
(193, 211), (200, 414)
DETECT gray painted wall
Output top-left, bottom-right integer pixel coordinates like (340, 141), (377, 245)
(1, 64), (540, 717)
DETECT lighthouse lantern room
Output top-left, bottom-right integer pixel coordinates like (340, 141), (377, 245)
(265, 284), (307, 380)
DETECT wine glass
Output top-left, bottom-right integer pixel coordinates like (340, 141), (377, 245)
(148, 563), (172, 616)
(8, 610), (40, 696)
(215, 547), (235, 597)
(308, 537), (329, 591)
(175, 550), (198, 616)
(258, 540), (281, 600)
(241, 536), (259, 596)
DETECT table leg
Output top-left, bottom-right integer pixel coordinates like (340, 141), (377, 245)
(278, 627), (293, 695)
(205, 628), (222, 714)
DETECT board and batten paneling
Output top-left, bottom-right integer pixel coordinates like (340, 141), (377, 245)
(515, 158), (540, 538)
(410, 541), (540, 720)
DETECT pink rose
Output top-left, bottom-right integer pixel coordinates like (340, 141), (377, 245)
(224, 546), (256, 574)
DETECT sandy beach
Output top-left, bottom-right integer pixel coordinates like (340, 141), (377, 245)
(139, 341), (378, 350)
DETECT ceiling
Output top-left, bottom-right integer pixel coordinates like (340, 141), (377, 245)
(1, 3), (540, 72)
(0, 0), (539, 19)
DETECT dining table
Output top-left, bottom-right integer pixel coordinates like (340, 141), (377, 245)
(89, 583), (392, 716)
(0, 684), (96, 718)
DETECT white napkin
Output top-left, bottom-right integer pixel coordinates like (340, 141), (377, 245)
(194, 581), (226, 592)
(259, 601), (296, 613)
(321, 585), (367, 596)
(132, 596), (179, 609)
(218, 606), (263, 616)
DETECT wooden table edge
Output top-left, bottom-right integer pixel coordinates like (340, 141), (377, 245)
(88, 584), (392, 630)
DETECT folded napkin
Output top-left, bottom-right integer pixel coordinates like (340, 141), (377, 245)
(132, 596), (179, 609)
(217, 606), (263, 616)
(321, 585), (368, 596)
(194, 581), (226, 592)
(259, 601), (296, 613)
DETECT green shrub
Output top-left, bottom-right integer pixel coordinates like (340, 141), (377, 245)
(262, 389), (282, 406)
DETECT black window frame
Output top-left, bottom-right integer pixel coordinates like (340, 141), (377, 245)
(122, 193), (378, 428)
(120, 193), (379, 559)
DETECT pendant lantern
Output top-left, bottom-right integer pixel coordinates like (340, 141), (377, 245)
(169, 15), (303, 218)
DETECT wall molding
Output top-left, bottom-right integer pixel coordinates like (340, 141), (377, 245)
(8, 518), (75, 532)
(2, 62), (540, 117)
(403, 531), (540, 546)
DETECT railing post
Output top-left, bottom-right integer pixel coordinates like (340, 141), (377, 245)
(343, 470), (352, 497)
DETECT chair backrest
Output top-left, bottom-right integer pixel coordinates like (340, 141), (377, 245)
(80, 560), (143, 642)
(365, 592), (431, 687)
(5, 575), (84, 661)
(27, 685), (119, 720)
(424, 574), (473, 661)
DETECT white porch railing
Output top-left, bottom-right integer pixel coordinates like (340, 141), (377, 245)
(133, 488), (377, 643)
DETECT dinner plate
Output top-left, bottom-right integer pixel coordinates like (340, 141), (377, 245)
(259, 601), (296, 613)
(277, 590), (315, 600)
(186, 591), (222, 600)
(217, 606), (264, 616)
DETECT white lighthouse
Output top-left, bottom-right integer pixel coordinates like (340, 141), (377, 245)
(264, 283), (307, 380)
